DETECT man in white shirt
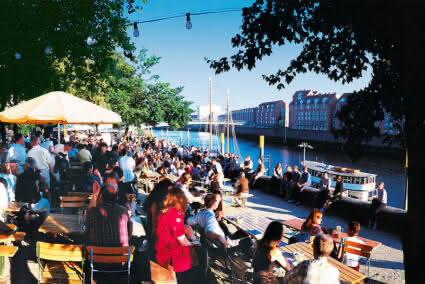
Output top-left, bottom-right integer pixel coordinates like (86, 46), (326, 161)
(27, 135), (53, 188)
(211, 158), (224, 186)
(284, 233), (339, 284)
(118, 148), (135, 183)
(187, 194), (239, 248)
(6, 133), (27, 174)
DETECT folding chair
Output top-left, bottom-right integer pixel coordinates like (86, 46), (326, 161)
(36, 242), (85, 283)
(342, 240), (374, 276)
(86, 246), (135, 284)
(59, 195), (89, 223)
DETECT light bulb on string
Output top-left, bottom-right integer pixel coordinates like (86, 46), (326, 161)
(15, 52), (21, 60)
(186, 13), (192, 30)
(87, 37), (97, 46)
(133, 22), (139, 37)
(45, 46), (51, 55)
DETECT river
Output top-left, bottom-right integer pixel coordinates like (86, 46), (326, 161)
(152, 129), (405, 208)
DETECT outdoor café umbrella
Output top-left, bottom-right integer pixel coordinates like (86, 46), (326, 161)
(0, 91), (121, 142)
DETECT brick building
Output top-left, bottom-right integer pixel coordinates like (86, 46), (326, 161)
(255, 100), (288, 127)
(289, 90), (338, 131)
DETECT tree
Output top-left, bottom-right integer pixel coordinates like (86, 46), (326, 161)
(207, 0), (406, 159)
(105, 51), (193, 132)
(0, 0), (145, 110)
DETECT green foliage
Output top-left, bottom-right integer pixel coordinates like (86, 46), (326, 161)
(0, 0), (145, 110)
(207, 0), (406, 159)
(105, 50), (193, 129)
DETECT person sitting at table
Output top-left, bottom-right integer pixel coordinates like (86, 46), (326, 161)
(143, 178), (175, 258)
(252, 221), (291, 284)
(284, 233), (339, 284)
(15, 157), (47, 203)
(232, 172), (249, 207)
(290, 208), (323, 244)
(337, 221), (364, 271)
(74, 161), (102, 193)
(86, 183), (132, 247)
(76, 143), (92, 164)
(155, 187), (200, 283)
(187, 194), (247, 250)
(179, 174), (203, 214)
(281, 166), (292, 199)
(209, 174), (221, 192)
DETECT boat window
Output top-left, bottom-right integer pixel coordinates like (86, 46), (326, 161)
(353, 177), (360, 184)
(360, 178), (366, 184)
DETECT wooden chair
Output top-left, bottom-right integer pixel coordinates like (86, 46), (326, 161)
(86, 246), (135, 284)
(342, 240), (374, 276)
(36, 242), (85, 284)
(150, 260), (177, 284)
(59, 195), (90, 223)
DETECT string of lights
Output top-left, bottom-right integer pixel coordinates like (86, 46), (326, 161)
(10, 8), (244, 59)
(131, 8), (242, 36)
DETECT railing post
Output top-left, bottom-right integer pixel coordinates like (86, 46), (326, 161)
(259, 135), (264, 161)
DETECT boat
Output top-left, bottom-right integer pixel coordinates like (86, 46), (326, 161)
(304, 160), (378, 202)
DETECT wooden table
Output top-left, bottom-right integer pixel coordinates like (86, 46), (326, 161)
(6, 202), (23, 213)
(0, 245), (18, 257)
(281, 242), (367, 284)
(39, 213), (84, 234)
(0, 224), (25, 243)
(224, 212), (272, 240)
(282, 218), (381, 248)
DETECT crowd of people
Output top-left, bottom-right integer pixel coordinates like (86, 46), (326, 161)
(0, 128), (388, 283)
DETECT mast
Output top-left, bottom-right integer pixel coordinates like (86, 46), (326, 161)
(226, 89), (230, 153)
(209, 77), (212, 152)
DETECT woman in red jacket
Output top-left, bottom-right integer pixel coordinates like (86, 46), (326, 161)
(155, 187), (197, 283)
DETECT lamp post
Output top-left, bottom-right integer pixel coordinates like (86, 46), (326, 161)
(297, 142), (313, 165)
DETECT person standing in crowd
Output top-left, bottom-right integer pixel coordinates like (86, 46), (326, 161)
(337, 221), (364, 271)
(0, 162), (17, 201)
(93, 142), (109, 176)
(369, 181), (387, 230)
(6, 133), (27, 174)
(284, 233), (339, 283)
(27, 135), (53, 189)
(253, 221), (291, 283)
(118, 148), (136, 184)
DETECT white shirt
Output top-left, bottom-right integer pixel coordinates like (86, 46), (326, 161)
(118, 155), (136, 182)
(341, 236), (364, 267)
(27, 145), (52, 170)
(187, 209), (225, 239)
(0, 184), (8, 222)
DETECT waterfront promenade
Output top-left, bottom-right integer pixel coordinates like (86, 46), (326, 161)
(221, 189), (405, 284)
(0, 188), (405, 283)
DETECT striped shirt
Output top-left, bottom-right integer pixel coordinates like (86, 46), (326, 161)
(87, 203), (130, 247)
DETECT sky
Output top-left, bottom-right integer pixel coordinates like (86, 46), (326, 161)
(127, 0), (372, 113)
